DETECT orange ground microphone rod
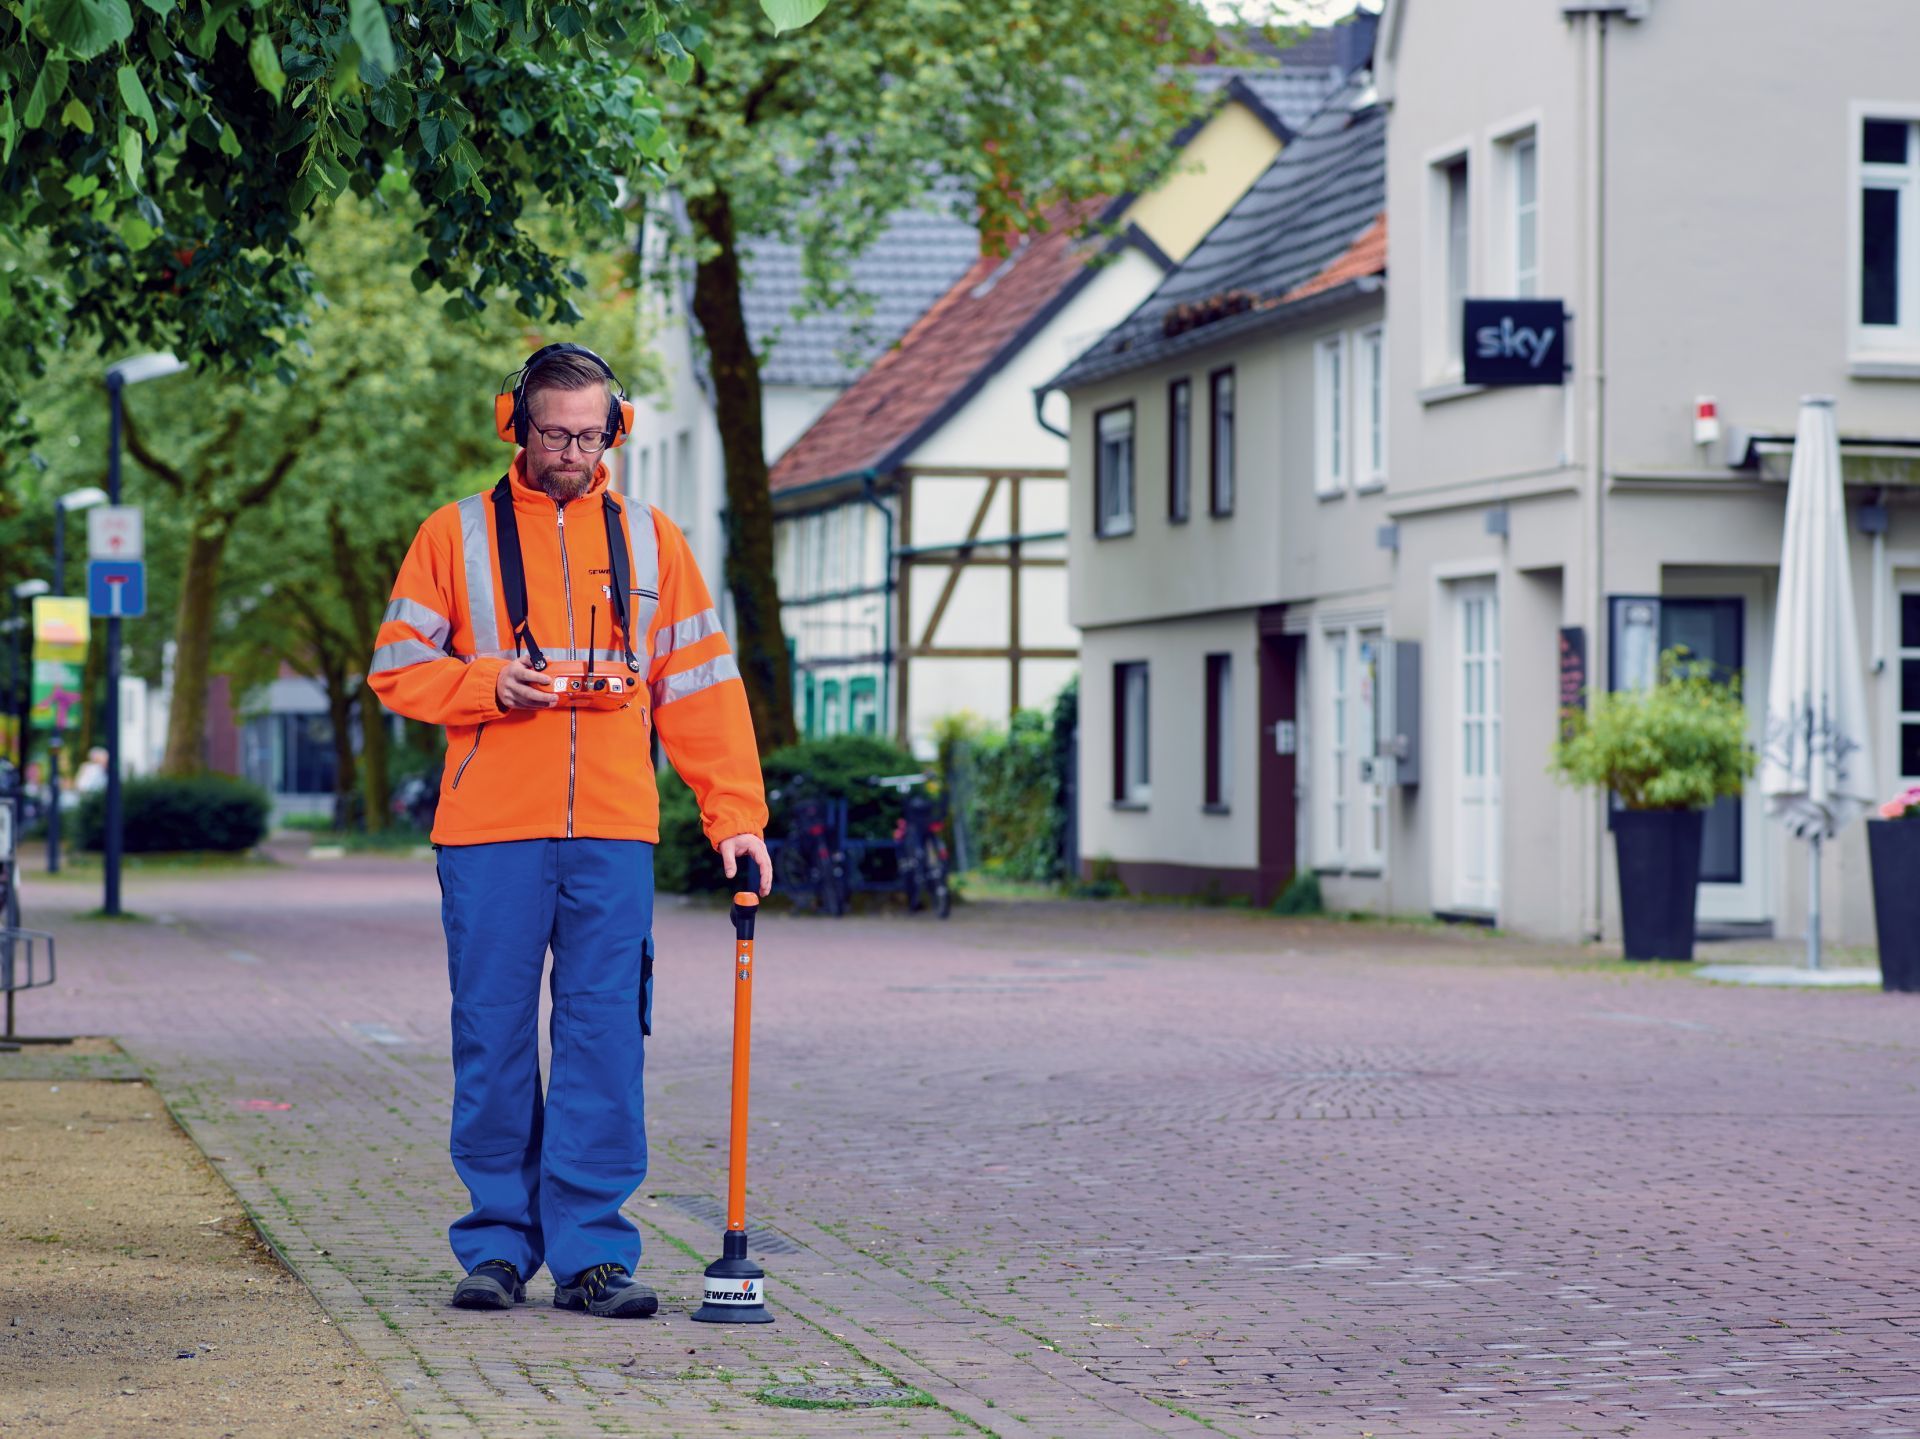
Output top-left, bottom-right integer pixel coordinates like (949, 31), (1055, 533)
(691, 854), (774, 1324)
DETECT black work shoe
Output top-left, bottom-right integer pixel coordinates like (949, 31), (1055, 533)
(451, 1259), (525, 1310)
(554, 1262), (659, 1318)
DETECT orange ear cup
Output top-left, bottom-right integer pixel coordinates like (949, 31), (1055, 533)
(607, 399), (635, 450)
(494, 392), (519, 445)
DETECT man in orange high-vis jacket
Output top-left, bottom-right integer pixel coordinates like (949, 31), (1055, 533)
(369, 343), (771, 1319)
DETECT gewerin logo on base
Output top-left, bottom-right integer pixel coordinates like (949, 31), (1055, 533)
(703, 1278), (764, 1305)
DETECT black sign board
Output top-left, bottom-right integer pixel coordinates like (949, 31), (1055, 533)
(1463, 299), (1568, 386)
(1558, 626), (1586, 741)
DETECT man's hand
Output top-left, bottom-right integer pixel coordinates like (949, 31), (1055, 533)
(719, 833), (773, 897)
(496, 658), (557, 711)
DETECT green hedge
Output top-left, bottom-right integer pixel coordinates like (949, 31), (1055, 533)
(77, 774), (271, 853)
(966, 709), (1056, 882)
(654, 734), (922, 895)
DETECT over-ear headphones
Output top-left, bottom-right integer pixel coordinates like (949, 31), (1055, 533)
(493, 342), (635, 451)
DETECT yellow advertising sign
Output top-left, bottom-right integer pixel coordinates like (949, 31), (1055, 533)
(31, 596), (89, 729)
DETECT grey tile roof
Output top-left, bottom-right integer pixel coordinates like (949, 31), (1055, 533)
(740, 207), (980, 389)
(1048, 81), (1386, 393)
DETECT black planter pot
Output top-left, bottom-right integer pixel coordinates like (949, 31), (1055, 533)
(1866, 819), (1920, 993)
(1611, 808), (1706, 961)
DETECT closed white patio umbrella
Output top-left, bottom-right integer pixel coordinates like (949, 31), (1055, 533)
(1760, 396), (1877, 970)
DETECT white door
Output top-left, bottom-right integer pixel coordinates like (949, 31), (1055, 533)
(1454, 580), (1501, 913)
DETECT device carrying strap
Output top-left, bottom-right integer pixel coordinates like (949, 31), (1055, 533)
(489, 475), (546, 671)
(601, 493), (642, 673)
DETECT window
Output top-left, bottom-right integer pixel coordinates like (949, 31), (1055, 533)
(636, 445), (652, 503)
(1204, 653), (1233, 810)
(1113, 661), (1150, 804)
(1209, 368), (1235, 516)
(1503, 130), (1539, 298)
(849, 676), (879, 735)
(1429, 153), (1471, 378)
(673, 430), (694, 535)
(1357, 325), (1387, 487)
(1858, 113), (1920, 352)
(1356, 632), (1384, 867)
(1322, 631), (1349, 861)
(1167, 378), (1192, 523)
(1315, 626), (1388, 869)
(821, 678), (843, 736)
(1900, 590), (1920, 779)
(1094, 404), (1136, 538)
(1314, 334), (1347, 495)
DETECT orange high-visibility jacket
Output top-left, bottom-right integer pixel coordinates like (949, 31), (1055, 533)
(368, 455), (767, 848)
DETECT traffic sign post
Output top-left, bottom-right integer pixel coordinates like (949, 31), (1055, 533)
(86, 506), (143, 560)
(87, 561), (145, 619)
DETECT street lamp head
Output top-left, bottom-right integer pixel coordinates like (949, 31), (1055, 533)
(59, 486), (109, 512)
(105, 352), (186, 388)
(12, 579), (50, 599)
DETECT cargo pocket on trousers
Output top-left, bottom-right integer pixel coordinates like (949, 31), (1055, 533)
(640, 934), (654, 1037)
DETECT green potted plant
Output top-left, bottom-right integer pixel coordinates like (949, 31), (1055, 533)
(1867, 783), (1920, 993)
(1551, 648), (1755, 960)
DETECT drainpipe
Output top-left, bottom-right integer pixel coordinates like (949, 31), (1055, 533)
(858, 473), (896, 737)
(1032, 384), (1069, 441)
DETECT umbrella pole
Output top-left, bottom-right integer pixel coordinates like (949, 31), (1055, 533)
(1807, 832), (1822, 972)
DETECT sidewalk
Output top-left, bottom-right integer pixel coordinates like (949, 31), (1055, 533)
(13, 852), (1920, 1437)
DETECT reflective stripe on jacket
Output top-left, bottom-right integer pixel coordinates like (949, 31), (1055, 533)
(367, 454), (767, 848)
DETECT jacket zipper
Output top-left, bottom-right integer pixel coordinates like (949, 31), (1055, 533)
(452, 724), (486, 789)
(557, 502), (577, 838)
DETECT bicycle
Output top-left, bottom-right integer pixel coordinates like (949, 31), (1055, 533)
(864, 773), (952, 920)
(769, 781), (848, 917)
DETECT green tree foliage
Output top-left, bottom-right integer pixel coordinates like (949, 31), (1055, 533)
(1551, 648), (1757, 811)
(652, 0), (1261, 752)
(0, 0), (697, 446)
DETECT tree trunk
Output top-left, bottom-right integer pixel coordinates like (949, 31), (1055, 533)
(322, 663), (358, 831)
(687, 187), (797, 754)
(162, 524), (230, 776)
(356, 682), (391, 833)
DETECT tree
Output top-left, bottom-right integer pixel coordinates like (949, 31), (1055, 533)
(9, 187), (653, 789)
(652, 1), (1251, 751)
(0, 0), (701, 449)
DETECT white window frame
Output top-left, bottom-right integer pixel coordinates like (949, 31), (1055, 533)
(1314, 623), (1390, 872)
(1492, 120), (1541, 299)
(1314, 333), (1348, 496)
(1425, 141), (1473, 382)
(1851, 102), (1920, 361)
(1356, 324), (1387, 490)
(1095, 403), (1136, 538)
(1317, 629), (1350, 866)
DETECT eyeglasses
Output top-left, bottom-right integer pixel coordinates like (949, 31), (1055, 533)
(534, 425), (613, 454)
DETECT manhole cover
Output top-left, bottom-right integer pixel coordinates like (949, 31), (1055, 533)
(758, 1384), (929, 1410)
(651, 1195), (802, 1254)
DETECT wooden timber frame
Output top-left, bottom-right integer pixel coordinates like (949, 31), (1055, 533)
(891, 464), (1074, 739)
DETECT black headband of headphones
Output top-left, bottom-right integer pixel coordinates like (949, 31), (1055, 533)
(506, 342), (628, 448)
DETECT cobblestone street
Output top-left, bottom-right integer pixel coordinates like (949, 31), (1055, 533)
(10, 847), (1920, 1437)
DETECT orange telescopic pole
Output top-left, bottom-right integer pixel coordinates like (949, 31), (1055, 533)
(725, 888), (757, 1234)
(692, 855), (774, 1323)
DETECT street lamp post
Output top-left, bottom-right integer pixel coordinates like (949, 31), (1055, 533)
(102, 353), (184, 917)
(45, 487), (108, 875)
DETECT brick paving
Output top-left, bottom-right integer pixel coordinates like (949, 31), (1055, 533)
(11, 847), (1920, 1437)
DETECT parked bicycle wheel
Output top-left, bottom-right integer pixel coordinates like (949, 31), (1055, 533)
(923, 837), (952, 919)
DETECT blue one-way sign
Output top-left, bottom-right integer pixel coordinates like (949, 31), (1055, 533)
(88, 559), (146, 618)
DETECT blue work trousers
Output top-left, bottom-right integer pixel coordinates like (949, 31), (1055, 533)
(436, 838), (654, 1284)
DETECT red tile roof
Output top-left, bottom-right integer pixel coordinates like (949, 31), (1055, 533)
(1276, 211), (1386, 304)
(769, 200), (1110, 493)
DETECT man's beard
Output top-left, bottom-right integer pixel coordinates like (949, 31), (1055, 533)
(530, 456), (596, 501)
